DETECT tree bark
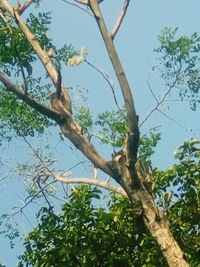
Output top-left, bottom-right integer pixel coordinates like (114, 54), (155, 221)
(123, 181), (190, 267)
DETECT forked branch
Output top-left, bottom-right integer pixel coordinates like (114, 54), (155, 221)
(17, 0), (35, 14)
(89, 0), (139, 166)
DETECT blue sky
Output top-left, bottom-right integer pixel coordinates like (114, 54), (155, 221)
(0, 0), (200, 266)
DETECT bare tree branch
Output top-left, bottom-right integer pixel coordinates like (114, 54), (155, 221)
(74, 0), (88, 4)
(140, 87), (172, 127)
(53, 173), (127, 197)
(88, 0), (139, 166)
(110, 0), (130, 39)
(23, 135), (126, 198)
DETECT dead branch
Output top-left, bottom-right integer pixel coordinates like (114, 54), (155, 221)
(24, 136), (126, 198)
(157, 109), (184, 128)
(22, 136), (57, 180)
(53, 173), (127, 197)
(74, 0), (88, 4)
(110, 0), (130, 39)
(140, 87), (172, 127)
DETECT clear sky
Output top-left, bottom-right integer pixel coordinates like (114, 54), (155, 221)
(0, 0), (200, 266)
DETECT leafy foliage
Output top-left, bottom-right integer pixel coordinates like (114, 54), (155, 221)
(155, 27), (200, 110)
(56, 44), (77, 67)
(0, 10), (75, 141)
(153, 139), (200, 266)
(95, 109), (127, 148)
(19, 139), (200, 267)
(0, 12), (52, 77)
(75, 106), (93, 137)
(138, 127), (161, 170)
(0, 89), (53, 138)
(20, 186), (165, 267)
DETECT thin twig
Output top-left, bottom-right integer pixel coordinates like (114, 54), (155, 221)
(20, 210), (34, 228)
(74, 0), (88, 4)
(139, 86), (172, 127)
(37, 180), (54, 211)
(85, 59), (126, 120)
(61, 181), (69, 198)
(110, 0), (130, 39)
(140, 70), (181, 127)
(13, 180), (57, 215)
(147, 78), (159, 104)
(61, 0), (93, 16)
(22, 136), (57, 180)
(157, 108), (185, 128)
(12, 161), (85, 213)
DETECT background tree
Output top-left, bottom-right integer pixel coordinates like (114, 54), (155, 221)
(0, 0), (199, 266)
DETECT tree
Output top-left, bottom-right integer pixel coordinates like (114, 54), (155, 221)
(0, 1), (199, 266)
